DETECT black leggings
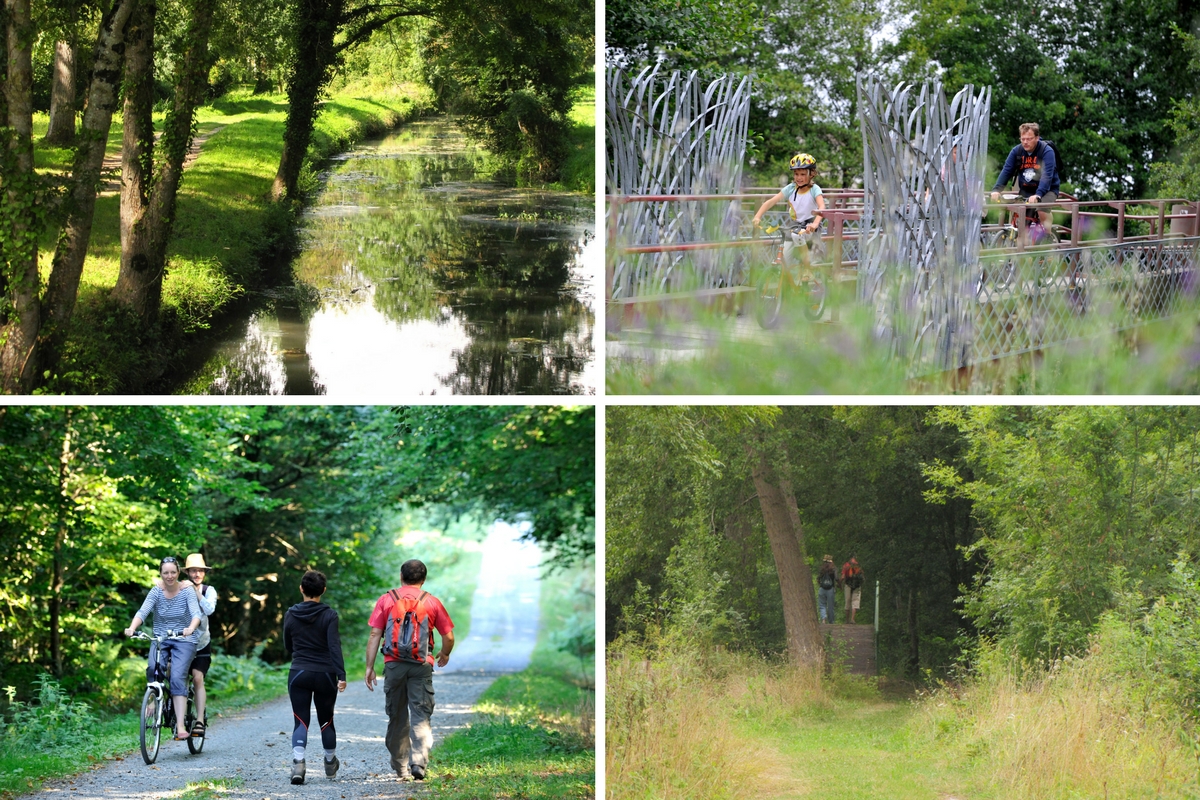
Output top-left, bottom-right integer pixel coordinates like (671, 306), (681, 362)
(288, 669), (338, 754)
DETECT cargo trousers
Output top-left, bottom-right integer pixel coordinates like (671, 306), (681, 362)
(383, 659), (435, 776)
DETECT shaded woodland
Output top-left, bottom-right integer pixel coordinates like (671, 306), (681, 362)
(607, 406), (1200, 679)
(0, 404), (594, 703)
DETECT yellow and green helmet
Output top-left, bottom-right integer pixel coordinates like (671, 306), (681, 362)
(789, 152), (816, 171)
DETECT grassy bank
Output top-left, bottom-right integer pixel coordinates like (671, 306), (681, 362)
(31, 84), (433, 394)
(426, 558), (596, 800)
(554, 78), (596, 195)
(606, 640), (1200, 800)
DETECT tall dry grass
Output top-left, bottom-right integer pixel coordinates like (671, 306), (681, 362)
(606, 644), (831, 800)
(920, 641), (1200, 800)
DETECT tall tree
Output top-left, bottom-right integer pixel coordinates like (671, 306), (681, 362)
(111, 0), (217, 322)
(39, 0), (138, 375)
(750, 432), (821, 667)
(0, 0), (40, 392)
(271, 0), (429, 201)
(45, 40), (76, 144)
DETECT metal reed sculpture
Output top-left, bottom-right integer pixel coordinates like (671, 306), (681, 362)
(857, 76), (991, 373)
(606, 64), (752, 298)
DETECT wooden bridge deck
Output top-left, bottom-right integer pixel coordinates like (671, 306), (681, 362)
(821, 623), (876, 675)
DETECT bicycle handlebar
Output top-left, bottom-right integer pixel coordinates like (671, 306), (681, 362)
(129, 630), (187, 642)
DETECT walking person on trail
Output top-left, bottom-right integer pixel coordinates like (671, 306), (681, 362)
(817, 555), (838, 624)
(123, 556), (201, 741)
(179, 554), (216, 738)
(283, 570), (347, 785)
(840, 556), (865, 624)
(364, 559), (456, 782)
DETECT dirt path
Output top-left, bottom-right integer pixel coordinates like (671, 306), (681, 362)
(97, 124), (227, 195)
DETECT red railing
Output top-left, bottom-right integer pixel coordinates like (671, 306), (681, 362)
(606, 192), (1200, 303)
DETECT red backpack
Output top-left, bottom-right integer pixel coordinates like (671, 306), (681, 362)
(381, 589), (434, 663)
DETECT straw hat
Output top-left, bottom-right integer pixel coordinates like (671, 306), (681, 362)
(823, 554), (833, 562)
(183, 553), (212, 571)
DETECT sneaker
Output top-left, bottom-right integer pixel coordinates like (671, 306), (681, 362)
(396, 770), (413, 781)
(411, 764), (426, 781)
(291, 760), (306, 785)
(324, 755), (340, 778)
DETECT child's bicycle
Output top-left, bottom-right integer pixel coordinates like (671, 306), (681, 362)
(752, 222), (828, 328)
(130, 630), (207, 764)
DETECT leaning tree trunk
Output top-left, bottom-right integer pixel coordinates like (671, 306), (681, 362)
(271, 0), (343, 201)
(45, 40), (76, 144)
(0, 0), (39, 393)
(40, 0), (138, 379)
(112, 0), (215, 322)
(752, 449), (822, 668)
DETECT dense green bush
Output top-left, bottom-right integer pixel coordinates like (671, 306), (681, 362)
(0, 677), (95, 754)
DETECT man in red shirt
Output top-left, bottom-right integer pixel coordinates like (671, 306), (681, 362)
(365, 559), (455, 781)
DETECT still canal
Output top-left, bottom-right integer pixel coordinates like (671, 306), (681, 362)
(190, 117), (596, 395)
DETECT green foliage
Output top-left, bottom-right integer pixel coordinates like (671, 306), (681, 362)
(891, 0), (1196, 199)
(0, 677), (94, 754)
(393, 406), (595, 567)
(1099, 558), (1200, 722)
(1150, 27), (1200, 200)
(929, 406), (1200, 665)
(426, 0), (593, 183)
(605, 0), (758, 71)
(205, 646), (285, 695)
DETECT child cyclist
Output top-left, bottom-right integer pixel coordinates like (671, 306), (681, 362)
(752, 153), (827, 272)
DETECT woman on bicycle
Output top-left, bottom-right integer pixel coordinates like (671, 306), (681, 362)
(751, 153), (828, 270)
(283, 570), (347, 784)
(124, 556), (201, 741)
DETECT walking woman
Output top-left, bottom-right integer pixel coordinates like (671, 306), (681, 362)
(284, 570), (347, 784)
(124, 557), (202, 741)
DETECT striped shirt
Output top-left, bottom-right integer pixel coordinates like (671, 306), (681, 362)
(136, 585), (202, 643)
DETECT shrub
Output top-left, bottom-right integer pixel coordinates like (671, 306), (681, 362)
(0, 677), (96, 754)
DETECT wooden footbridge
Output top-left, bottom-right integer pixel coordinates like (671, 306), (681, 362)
(821, 623), (877, 675)
(606, 190), (1200, 375)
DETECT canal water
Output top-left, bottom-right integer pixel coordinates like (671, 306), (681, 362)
(193, 117), (596, 395)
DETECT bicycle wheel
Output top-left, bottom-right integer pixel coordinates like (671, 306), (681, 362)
(801, 267), (828, 321)
(140, 687), (163, 764)
(186, 689), (205, 754)
(755, 264), (785, 329)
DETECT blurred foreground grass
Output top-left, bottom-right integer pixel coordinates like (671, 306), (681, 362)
(607, 290), (1200, 395)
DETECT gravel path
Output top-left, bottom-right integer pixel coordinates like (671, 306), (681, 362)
(18, 524), (544, 800)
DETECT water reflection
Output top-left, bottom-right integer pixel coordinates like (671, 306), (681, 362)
(197, 117), (595, 395)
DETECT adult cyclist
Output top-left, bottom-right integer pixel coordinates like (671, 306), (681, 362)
(990, 122), (1059, 234)
(752, 153), (828, 271)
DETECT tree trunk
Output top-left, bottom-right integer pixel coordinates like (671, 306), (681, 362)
(906, 585), (919, 678)
(112, 0), (216, 322)
(0, 0), (39, 393)
(752, 450), (822, 668)
(45, 40), (76, 144)
(271, 0), (344, 201)
(50, 410), (74, 678)
(40, 0), (138, 378)
(111, 0), (157, 320)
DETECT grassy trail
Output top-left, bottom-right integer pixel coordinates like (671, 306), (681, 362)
(748, 695), (978, 800)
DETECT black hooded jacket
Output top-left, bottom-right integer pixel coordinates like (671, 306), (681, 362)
(283, 601), (346, 680)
